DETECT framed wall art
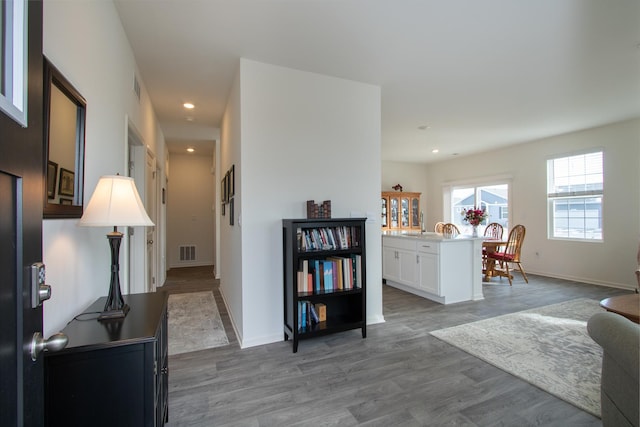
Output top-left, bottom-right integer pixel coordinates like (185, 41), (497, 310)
(230, 164), (235, 197)
(47, 161), (58, 199)
(221, 175), (227, 204)
(58, 168), (75, 197)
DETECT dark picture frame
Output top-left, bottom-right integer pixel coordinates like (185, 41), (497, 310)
(221, 175), (227, 203)
(229, 197), (234, 226)
(58, 168), (75, 197)
(47, 161), (58, 199)
(230, 164), (235, 197)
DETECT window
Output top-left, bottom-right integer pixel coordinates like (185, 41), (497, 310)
(451, 183), (509, 235)
(0, 0), (27, 127)
(547, 151), (603, 240)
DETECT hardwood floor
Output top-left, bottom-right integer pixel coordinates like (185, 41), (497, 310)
(162, 266), (631, 426)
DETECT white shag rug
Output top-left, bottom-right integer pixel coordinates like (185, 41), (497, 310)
(431, 298), (605, 417)
(168, 291), (229, 355)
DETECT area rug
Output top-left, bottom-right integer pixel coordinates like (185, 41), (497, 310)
(168, 291), (229, 355)
(431, 298), (605, 417)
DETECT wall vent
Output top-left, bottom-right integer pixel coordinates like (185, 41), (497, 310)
(179, 245), (196, 261)
(133, 74), (141, 102)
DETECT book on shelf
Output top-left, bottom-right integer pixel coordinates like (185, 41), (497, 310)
(297, 271), (304, 293)
(313, 259), (321, 292)
(344, 257), (353, 289)
(309, 303), (320, 323)
(355, 254), (362, 288)
(315, 303), (326, 322)
(329, 257), (343, 290)
(323, 261), (333, 291)
(302, 301), (307, 328)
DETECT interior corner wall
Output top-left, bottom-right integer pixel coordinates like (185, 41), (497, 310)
(232, 58), (383, 348)
(42, 1), (165, 335)
(166, 153), (215, 269)
(424, 118), (640, 289)
(219, 69), (243, 343)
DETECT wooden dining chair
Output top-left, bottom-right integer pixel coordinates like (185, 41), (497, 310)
(483, 222), (504, 240)
(441, 223), (460, 237)
(482, 223), (504, 271)
(486, 224), (528, 285)
(434, 222), (446, 233)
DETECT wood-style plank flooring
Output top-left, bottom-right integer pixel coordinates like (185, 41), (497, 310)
(162, 266), (632, 426)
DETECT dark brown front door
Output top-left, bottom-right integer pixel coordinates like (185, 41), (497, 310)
(0, 2), (45, 425)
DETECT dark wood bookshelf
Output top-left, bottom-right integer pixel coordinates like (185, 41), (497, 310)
(282, 218), (367, 352)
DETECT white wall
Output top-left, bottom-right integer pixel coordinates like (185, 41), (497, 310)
(42, 1), (164, 335)
(166, 152), (215, 268)
(220, 59), (383, 348)
(423, 118), (640, 289)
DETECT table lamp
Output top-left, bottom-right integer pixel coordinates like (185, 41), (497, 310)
(78, 175), (154, 320)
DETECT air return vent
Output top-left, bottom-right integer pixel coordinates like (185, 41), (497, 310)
(179, 245), (196, 261)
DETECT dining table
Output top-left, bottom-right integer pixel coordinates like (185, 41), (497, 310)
(482, 238), (507, 281)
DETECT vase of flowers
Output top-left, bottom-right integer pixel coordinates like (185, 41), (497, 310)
(462, 207), (488, 237)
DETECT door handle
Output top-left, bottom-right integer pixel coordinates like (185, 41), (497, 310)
(30, 332), (68, 361)
(147, 239), (154, 245)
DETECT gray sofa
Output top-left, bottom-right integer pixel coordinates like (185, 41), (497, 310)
(587, 312), (640, 427)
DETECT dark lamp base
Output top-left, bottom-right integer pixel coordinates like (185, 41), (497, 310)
(98, 304), (130, 321)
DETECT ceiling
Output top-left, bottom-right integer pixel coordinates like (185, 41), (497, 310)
(114, 0), (640, 162)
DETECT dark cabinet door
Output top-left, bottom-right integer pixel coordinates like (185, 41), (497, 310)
(45, 293), (167, 427)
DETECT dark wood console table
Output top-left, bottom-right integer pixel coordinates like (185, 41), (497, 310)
(45, 292), (168, 426)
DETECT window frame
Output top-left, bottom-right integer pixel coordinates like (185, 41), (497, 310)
(445, 177), (511, 236)
(546, 149), (604, 242)
(0, 0), (28, 127)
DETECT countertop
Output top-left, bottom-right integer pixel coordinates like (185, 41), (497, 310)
(382, 231), (484, 242)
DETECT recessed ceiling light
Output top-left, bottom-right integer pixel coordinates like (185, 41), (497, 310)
(187, 148), (195, 153)
(183, 103), (195, 109)
(432, 149), (439, 153)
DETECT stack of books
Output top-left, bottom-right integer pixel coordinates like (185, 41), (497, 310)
(306, 200), (331, 218)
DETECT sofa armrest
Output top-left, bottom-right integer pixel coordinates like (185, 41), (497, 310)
(588, 312), (640, 380)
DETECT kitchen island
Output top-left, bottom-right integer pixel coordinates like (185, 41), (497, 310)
(382, 232), (484, 304)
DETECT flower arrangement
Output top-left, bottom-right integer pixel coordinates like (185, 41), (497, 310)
(462, 207), (488, 226)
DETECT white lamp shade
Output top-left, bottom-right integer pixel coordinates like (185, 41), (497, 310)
(78, 175), (154, 227)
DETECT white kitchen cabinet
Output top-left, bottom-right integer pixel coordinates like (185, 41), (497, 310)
(417, 242), (439, 295)
(383, 233), (484, 304)
(382, 236), (418, 287)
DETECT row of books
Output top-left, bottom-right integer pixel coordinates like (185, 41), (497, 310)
(296, 256), (362, 294)
(298, 301), (326, 329)
(297, 226), (360, 251)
